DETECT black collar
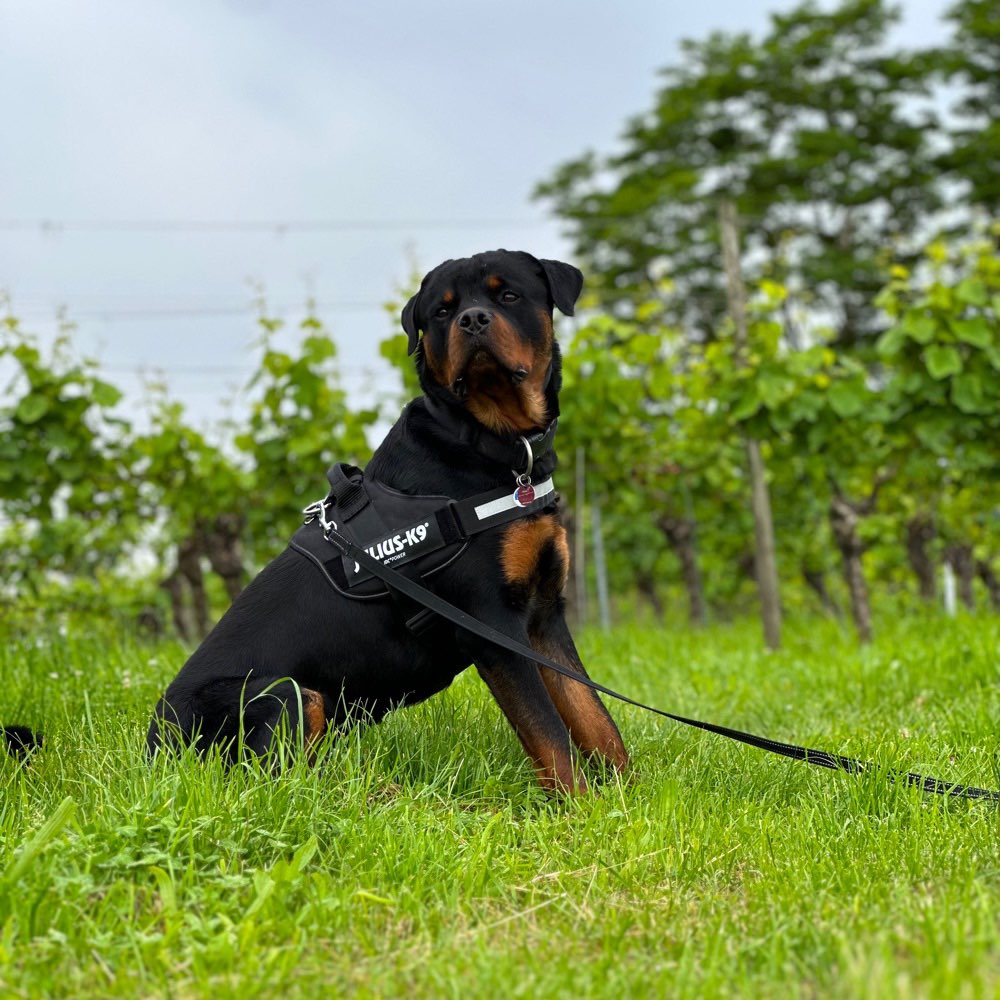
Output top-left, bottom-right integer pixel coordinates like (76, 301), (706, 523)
(421, 394), (558, 480)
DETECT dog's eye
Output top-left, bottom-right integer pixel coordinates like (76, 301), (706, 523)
(435, 306), (450, 318)
(500, 291), (519, 304)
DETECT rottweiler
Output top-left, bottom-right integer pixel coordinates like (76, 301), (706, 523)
(147, 249), (629, 793)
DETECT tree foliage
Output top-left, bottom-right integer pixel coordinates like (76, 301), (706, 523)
(536, 0), (942, 348)
(0, 317), (132, 588)
(939, 0), (1000, 215)
(234, 312), (378, 560)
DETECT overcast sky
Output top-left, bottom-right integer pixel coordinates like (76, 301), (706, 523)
(1, 0), (951, 432)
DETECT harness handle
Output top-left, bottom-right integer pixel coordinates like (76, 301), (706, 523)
(326, 463), (371, 522)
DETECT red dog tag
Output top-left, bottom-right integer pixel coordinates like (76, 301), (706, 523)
(514, 483), (535, 506)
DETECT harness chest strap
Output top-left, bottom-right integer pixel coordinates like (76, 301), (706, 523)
(342, 476), (555, 585)
(292, 465), (558, 601)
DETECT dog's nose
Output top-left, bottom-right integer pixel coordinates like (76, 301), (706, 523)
(457, 308), (492, 336)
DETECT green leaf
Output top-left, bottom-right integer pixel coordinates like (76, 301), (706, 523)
(730, 386), (760, 421)
(757, 371), (794, 409)
(914, 416), (951, 454)
(900, 312), (937, 344)
(91, 380), (123, 407)
(627, 333), (661, 364)
(923, 345), (963, 379)
(950, 373), (986, 414)
(827, 379), (866, 418)
(263, 352), (292, 377)
(876, 325), (906, 358)
(16, 394), (50, 424)
(950, 316), (993, 349)
(955, 277), (988, 307)
(54, 459), (85, 482)
(786, 389), (823, 424)
(303, 335), (336, 362)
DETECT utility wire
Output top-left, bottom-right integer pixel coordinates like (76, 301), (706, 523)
(12, 302), (389, 322)
(0, 218), (556, 234)
(101, 362), (384, 375)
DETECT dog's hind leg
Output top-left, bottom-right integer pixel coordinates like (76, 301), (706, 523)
(3, 725), (43, 760)
(148, 676), (328, 763)
(241, 681), (327, 764)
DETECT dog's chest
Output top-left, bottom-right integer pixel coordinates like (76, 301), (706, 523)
(499, 515), (569, 598)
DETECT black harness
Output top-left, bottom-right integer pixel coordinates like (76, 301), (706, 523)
(289, 416), (560, 633)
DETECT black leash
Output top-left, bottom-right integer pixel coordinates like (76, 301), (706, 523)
(319, 518), (999, 803)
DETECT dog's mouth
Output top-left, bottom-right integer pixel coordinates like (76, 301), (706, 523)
(448, 346), (546, 433)
(450, 347), (530, 399)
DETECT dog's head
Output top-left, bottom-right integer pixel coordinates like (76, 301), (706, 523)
(402, 250), (583, 434)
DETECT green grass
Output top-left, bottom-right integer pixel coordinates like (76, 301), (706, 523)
(1, 613), (998, 998)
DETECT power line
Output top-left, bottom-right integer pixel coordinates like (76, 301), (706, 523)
(101, 362), (386, 375)
(11, 301), (391, 322)
(0, 217), (557, 235)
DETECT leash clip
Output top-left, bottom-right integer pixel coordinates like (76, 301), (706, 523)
(303, 498), (338, 538)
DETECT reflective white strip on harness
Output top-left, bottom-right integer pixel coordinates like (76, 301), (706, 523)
(473, 476), (555, 521)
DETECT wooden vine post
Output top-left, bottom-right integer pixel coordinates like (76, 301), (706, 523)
(718, 199), (783, 650)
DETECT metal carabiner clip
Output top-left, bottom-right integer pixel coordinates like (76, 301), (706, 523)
(302, 498), (337, 536)
(517, 435), (534, 481)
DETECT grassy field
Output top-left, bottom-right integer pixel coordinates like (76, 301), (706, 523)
(1, 612), (997, 998)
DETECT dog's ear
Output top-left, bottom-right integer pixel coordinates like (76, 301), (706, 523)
(402, 292), (421, 355)
(538, 258), (584, 317)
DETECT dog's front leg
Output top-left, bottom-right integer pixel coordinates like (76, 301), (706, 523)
(531, 614), (630, 774)
(473, 649), (587, 795)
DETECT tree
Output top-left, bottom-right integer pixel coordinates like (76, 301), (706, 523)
(535, 0), (942, 348)
(938, 0), (1000, 216)
(696, 276), (895, 641)
(875, 235), (1000, 610)
(0, 317), (134, 590)
(557, 298), (756, 627)
(719, 199), (782, 648)
(0, 305), (383, 635)
(130, 388), (247, 640)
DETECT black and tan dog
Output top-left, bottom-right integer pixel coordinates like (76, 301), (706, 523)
(147, 250), (628, 793)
